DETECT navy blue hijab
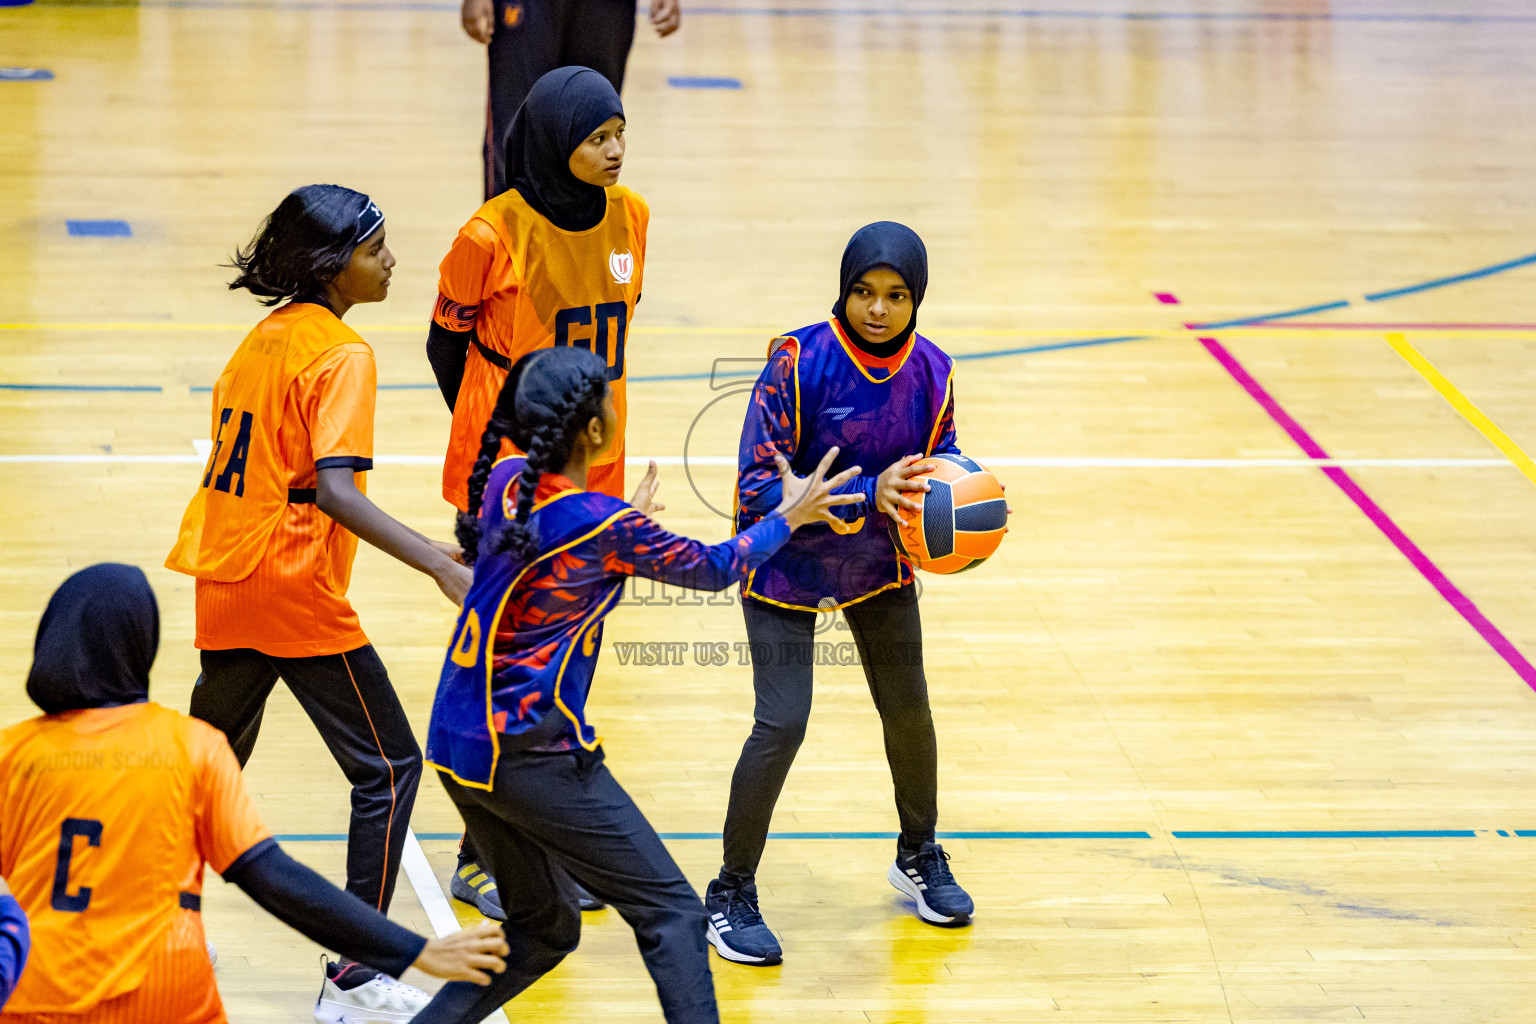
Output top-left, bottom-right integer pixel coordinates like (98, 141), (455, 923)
(504, 67), (625, 232)
(832, 221), (929, 357)
(26, 564), (158, 715)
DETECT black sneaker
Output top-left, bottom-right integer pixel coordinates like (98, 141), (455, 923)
(450, 861), (506, 921)
(704, 879), (783, 965)
(887, 840), (973, 926)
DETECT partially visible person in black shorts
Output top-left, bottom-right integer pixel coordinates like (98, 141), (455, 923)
(459, 0), (681, 199)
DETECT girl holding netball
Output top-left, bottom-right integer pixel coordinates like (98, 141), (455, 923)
(415, 347), (859, 1024)
(165, 184), (472, 1019)
(425, 63), (648, 915)
(707, 222), (983, 966)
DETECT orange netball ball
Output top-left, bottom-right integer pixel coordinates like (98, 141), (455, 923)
(892, 454), (1007, 574)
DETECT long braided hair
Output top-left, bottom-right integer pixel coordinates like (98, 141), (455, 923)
(455, 346), (610, 566)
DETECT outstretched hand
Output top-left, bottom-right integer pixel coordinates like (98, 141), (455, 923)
(773, 447), (864, 531)
(629, 460), (666, 518)
(411, 921), (510, 985)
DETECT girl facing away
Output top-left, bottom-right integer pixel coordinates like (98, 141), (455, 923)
(415, 346), (858, 1024)
(0, 564), (508, 1024)
(706, 221), (998, 966)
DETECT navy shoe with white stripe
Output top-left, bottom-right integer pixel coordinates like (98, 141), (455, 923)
(887, 840), (973, 926)
(704, 879), (783, 965)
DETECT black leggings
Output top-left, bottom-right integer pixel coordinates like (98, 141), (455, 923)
(720, 586), (938, 885)
(190, 646), (422, 913)
(417, 749), (717, 1024)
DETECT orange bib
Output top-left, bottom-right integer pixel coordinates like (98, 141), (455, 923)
(442, 186), (647, 510)
(166, 304), (371, 582)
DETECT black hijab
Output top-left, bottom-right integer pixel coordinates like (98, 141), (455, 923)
(504, 66), (625, 232)
(26, 563), (158, 715)
(832, 221), (929, 358)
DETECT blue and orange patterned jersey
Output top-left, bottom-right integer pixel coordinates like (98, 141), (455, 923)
(736, 319), (960, 612)
(426, 457), (792, 790)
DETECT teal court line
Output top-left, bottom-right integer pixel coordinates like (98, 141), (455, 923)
(6, 246), (1536, 393)
(273, 828), (1525, 842)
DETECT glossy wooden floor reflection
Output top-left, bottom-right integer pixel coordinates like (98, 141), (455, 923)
(6, 1), (1536, 1021)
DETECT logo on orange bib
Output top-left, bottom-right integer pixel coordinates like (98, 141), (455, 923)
(609, 249), (634, 284)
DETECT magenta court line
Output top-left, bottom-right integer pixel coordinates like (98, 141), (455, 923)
(1198, 336), (1536, 693)
(1242, 322), (1536, 331)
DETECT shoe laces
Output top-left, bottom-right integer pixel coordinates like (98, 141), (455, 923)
(728, 887), (766, 929)
(910, 844), (956, 888)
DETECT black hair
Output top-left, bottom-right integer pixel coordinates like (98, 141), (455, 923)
(228, 184), (376, 306)
(455, 346), (610, 566)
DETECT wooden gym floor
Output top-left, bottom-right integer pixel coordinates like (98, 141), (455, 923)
(4, 1), (1536, 1020)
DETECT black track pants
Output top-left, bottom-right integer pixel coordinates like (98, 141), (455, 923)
(484, 0), (637, 199)
(720, 585), (939, 885)
(190, 645), (422, 912)
(417, 749), (718, 1024)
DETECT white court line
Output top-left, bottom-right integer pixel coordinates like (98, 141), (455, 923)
(0, 453), (1514, 468)
(400, 829), (511, 1024)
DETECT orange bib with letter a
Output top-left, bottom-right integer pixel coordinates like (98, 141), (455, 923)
(166, 304), (370, 583)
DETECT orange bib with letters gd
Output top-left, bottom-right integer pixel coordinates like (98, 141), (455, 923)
(443, 186), (647, 510)
(166, 304), (369, 582)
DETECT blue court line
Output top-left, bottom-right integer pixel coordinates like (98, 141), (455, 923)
(29, 1), (1536, 21)
(0, 67), (51, 78)
(0, 383), (163, 392)
(629, 370), (716, 383)
(1187, 299), (1351, 331)
(951, 333), (1149, 361)
(1363, 249), (1536, 303)
(668, 76), (743, 89)
(17, 245), (1536, 395)
(274, 829), (1519, 842)
(66, 219), (132, 238)
(316, 831), (1151, 841)
(1173, 829), (1478, 839)
(686, 7), (1536, 23)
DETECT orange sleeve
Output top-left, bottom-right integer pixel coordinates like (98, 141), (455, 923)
(433, 219), (500, 330)
(305, 345), (376, 465)
(192, 724), (273, 875)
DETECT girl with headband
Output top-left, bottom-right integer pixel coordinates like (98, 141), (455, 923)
(424, 64), (648, 916)
(166, 184), (473, 1020)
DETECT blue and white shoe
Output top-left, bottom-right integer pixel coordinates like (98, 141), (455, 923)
(888, 841), (974, 926)
(704, 879), (783, 965)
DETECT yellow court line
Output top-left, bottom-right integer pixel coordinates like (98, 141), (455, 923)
(1386, 332), (1536, 489)
(8, 322), (1536, 337)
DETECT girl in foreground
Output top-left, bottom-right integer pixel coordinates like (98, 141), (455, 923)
(416, 347), (859, 1023)
(0, 564), (506, 1024)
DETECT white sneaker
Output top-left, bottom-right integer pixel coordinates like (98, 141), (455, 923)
(206, 941), (218, 967)
(313, 962), (431, 1024)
